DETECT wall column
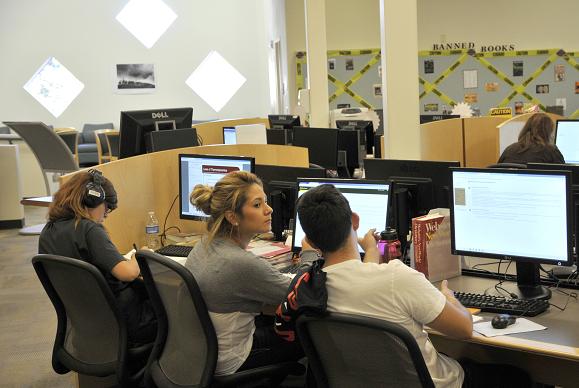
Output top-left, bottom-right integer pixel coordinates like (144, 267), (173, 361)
(379, 0), (420, 158)
(304, 0), (330, 127)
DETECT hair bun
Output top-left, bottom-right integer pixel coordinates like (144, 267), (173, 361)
(190, 184), (213, 215)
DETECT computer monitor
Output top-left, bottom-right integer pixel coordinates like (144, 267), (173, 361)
(555, 120), (579, 164)
(292, 127), (339, 170)
(527, 163), (579, 187)
(147, 128), (199, 152)
(268, 114), (300, 130)
(335, 120), (374, 154)
(235, 124), (267, 144)
(419, 114), (460, 124)
(119, 107), (193, 159)
(255, 164), (326, 241)
(266, 128), (287, 145)
(450, 168), (573, 300)
(337, 129), (361, 175)
(364, 159), (460, 209)
(292, 178), (390, 254)
(179, 154), (255, 220)
(223, 127), (237, 144)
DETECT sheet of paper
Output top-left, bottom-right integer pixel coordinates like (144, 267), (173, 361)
(473, 318), (546, 337)
(463, 70), (478, 88)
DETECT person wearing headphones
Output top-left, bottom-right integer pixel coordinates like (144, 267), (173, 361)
(38, 169), (156, 345)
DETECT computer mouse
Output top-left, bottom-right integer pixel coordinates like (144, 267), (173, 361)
(491, 314), (517, 329)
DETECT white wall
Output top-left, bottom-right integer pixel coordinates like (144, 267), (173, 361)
(0, 0), (272, 131)
(285, 0), (579, 111)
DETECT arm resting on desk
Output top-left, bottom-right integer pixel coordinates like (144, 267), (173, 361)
(427, 280), (473, 340)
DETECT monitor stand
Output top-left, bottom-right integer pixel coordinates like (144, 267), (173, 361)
(515, 262), (552, 300)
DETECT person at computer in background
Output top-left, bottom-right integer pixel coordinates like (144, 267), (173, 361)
(497, 112), (564, 164)
(186, 171), (317, 375)
(38, 170), (156, 346)
(294, 184), (532, 388)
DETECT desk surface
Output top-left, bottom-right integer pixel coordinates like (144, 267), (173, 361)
(431, 275), (579, 385)
(20, 196), (52, 207)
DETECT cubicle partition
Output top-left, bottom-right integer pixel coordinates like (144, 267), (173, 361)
(60, 144), (309, 252)
(420, 118), (464, 164)
(192, 118), (270, 145)
(463, 116), (508, 167)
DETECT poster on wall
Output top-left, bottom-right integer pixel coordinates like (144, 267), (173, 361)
(536, 84), (549, 94)
(114, 64), (156, 94)
(373, 84), (382, 97)
(575, 81), (579, 94)
(328, 58), (336, 70)
(484, 82), (499, 92)
(554, 64), (565, 82)
(463, 70), (478, 88)
(424, 60), (434, 74)
(513, 61), (524, 77)
(345, 58), (354, 71)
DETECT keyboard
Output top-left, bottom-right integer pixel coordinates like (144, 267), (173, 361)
(455, 291), (549, 317)
(156, 245), (193, 257)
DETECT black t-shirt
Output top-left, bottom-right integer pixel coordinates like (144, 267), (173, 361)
(498, 142), (565, 165)
(38, 218), (128, 295)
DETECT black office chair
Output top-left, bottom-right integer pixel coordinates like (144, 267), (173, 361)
(31, 254), (152, 387)
(487, 163), (527, 169)
(296, 312), (435, 388)
(135, 250), (304, 388)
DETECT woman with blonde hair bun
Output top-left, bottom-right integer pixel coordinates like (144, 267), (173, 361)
(185, 170), (317, 375)
(498, 113), (564, 164)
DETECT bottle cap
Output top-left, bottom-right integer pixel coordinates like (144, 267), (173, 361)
(380, 228), (398, 241)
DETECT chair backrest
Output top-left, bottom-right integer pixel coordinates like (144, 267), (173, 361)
(31, 254), (128, 380)
(106, 131), (120, 158)
(487, 163), (527, 169)
(0, 126), (10, 134)
(296, 312), (435, 388)
(136, 251), (217, 388)
(81, 123), (114, 143)
(56, 131), (79, 164)
(3, 121), (77, 173)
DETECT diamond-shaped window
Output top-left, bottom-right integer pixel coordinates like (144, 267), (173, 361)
(116, 0), (177, 49)
(186, 51), (247, 112)
(23, 57), (84, 118)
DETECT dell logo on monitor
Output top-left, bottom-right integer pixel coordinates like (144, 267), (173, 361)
(152, 112), (169, 119)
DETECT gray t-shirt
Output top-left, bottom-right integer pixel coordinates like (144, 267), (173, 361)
(186, 237), (316, 313)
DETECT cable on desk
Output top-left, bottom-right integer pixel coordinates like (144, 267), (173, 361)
(160, 194), (181, 247)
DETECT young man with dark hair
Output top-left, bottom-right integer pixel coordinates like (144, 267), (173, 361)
(292, 184), (531, 388)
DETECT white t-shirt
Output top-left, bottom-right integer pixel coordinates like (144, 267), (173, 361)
(323, 259), (464, 388)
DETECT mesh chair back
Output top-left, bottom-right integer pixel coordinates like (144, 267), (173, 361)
(297, 313), (435, 388)
(136, 251), (216, 387)
(3, 122), (77, 172)
(32, 254), (125, 377)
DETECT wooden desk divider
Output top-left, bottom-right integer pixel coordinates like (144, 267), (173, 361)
(463, 116), (509, 168)
(420, 118), (464, 164)
(60, 144), (309, 252)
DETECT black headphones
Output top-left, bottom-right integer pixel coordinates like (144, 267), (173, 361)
(83, 169), (106, 208)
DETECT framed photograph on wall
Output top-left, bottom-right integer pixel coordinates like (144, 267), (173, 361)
(114, 64), (156, 94)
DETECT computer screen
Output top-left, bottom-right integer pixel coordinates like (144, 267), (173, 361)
(292, 127), (339, 170)
(223, 127), (237, 145)
(555, 120), (579, 164)
(268, 114), (300, 129)
(335, 120), (374, 154)
(450, 168), (573, 300)
(179, 154), (255, 220)
(527, 163), (579, 186)
(119, 107), (193, 159)
(255, 164), (326, 241)
(147, 128), (199, 152)
(292, 179), (390, 253)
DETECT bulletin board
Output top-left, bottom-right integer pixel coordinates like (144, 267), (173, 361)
(295, 48), (579, 118)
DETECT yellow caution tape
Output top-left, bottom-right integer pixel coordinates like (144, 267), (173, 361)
(419, 77), (457, 106)
(328, 52), (381, 109)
